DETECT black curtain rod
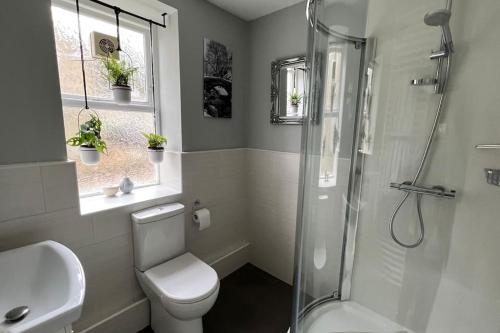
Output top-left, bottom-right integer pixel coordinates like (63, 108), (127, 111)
(88, 0), (167, 28)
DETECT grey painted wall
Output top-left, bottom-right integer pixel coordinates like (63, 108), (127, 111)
(160, 0), (250, 152)
(246, 2), (307, 154)
(0, 0), (67, 165)
(0, 0), (368, 164)
(0, 0), (249, 166)
(245, 0), (368, 154)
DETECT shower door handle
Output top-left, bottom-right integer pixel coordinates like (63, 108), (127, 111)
(475, 144), (500, 149)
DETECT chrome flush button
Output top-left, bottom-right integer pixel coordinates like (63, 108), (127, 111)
(4, 306), (30, 322)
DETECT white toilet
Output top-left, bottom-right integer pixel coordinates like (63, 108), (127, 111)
(131, 203), (219, 333)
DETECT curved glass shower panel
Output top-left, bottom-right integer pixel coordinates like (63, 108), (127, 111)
(292, 0), (366, 331)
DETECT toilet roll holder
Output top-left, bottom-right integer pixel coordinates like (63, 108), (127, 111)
(192, 199), (201, 212)
(192, 200), (211, 231)
(192, 199), (204, 222)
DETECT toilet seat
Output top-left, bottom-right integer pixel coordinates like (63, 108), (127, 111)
(144, 252), (219, 305)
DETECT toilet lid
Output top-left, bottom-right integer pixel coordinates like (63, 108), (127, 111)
(144, 252), (219, 304)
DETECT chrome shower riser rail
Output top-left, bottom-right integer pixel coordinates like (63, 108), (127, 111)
(389, 0), (455, 248)
(390, 182), (456, 199)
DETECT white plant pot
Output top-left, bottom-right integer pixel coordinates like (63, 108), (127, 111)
(290, 104), (299, 116)
(80, 147), (100, 165)
(112, 85), (132, 104)
(148, 149), (165, 164)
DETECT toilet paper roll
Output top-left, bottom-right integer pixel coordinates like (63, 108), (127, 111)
(193, 208), (211, 231)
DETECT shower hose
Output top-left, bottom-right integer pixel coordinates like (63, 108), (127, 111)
(389, 53), (452, 248)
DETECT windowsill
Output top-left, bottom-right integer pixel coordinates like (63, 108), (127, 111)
(319, 178), (337, 188)
(79, 185), (182, 216)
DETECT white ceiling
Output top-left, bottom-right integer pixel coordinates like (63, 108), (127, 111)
(206, 0), (305, 21)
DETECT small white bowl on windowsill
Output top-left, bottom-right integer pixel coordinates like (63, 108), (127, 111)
(102, 186), (119, 197)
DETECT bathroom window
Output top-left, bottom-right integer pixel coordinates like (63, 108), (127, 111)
(51, 2), (159, 195)
(319, 45), (345, 187)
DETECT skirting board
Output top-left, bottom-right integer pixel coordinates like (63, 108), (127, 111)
(77, 242), (250, 333)
(79, 298), (150, 333)
(209, 241), (251, 279)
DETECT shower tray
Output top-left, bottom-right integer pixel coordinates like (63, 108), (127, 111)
(300, 300), (413, 333)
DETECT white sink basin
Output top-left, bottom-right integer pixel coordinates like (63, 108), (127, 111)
(0, 241), (85, 333)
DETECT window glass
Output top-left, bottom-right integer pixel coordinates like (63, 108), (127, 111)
(63, 107), (157, 195)
(52, 4), (158, 196)
(52, 6), (147, 102)
(319, 46), (344, 187)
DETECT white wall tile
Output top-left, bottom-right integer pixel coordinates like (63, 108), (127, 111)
(0, 208), (94, 251)
(0, 148), (300, 333)
(0, 161), (177, 332)
(348, 1), (500, 332)
(0, 165), (45, 222)
(91, 210), (133, 243)
(247, 149), (300, 285)
(41, 161), (79, 212)
(182, 149), (250, 267)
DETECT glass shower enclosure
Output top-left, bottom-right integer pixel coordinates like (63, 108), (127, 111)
(291, 0), (408, 331)
(292, 0), (367, 325)
(293, 0), (500, 332)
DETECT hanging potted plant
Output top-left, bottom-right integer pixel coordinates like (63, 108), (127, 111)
(289, 91), (303, 116)
(67, 114), (107, 165)
(143, 133), (167, 164)
(101, 57), (137, 104)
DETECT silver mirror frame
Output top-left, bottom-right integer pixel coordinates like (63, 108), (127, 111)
(271, 56), (306, 125)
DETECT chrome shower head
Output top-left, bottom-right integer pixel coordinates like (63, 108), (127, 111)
(424, 9), (454, 52)
(424, 9), (451, 26)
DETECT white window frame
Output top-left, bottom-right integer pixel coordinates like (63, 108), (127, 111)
(53, 0), (157, 112)
(319, 43), (347, 187)
(52, 0), (162, 196)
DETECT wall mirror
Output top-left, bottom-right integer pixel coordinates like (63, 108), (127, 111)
(270, 56), (306, 125)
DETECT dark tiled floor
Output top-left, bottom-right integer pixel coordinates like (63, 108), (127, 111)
(139, 263), (293, 333)
(204, 264), (293, 333)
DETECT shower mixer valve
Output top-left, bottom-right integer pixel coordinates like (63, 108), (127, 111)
(484, 169), (500, 186)
(390, 181), (456, 199)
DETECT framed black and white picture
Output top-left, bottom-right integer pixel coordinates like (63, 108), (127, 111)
(203, 38), (232, 118)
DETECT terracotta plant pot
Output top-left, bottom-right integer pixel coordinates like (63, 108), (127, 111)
(148, 148), (165, 164)
(80, 146), (100, 165)
(111, 85), (132, 104)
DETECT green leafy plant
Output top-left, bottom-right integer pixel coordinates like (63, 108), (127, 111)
(289, 92), (303, 106)
(67, 114), (107, 153)
(143, 133), (167, 150)
(101, 57), (137, 87)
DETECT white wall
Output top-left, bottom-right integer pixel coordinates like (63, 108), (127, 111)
(0, 2), (254, 331)
(181, 148), (301, 285)
(0, 154), (253, 332)
(181, 149), (250, 275)
(351, 0), (500, 331)
(247, 149), (300, 284)
(244, 1), (368, 288)
(0, 161), (181, 332)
